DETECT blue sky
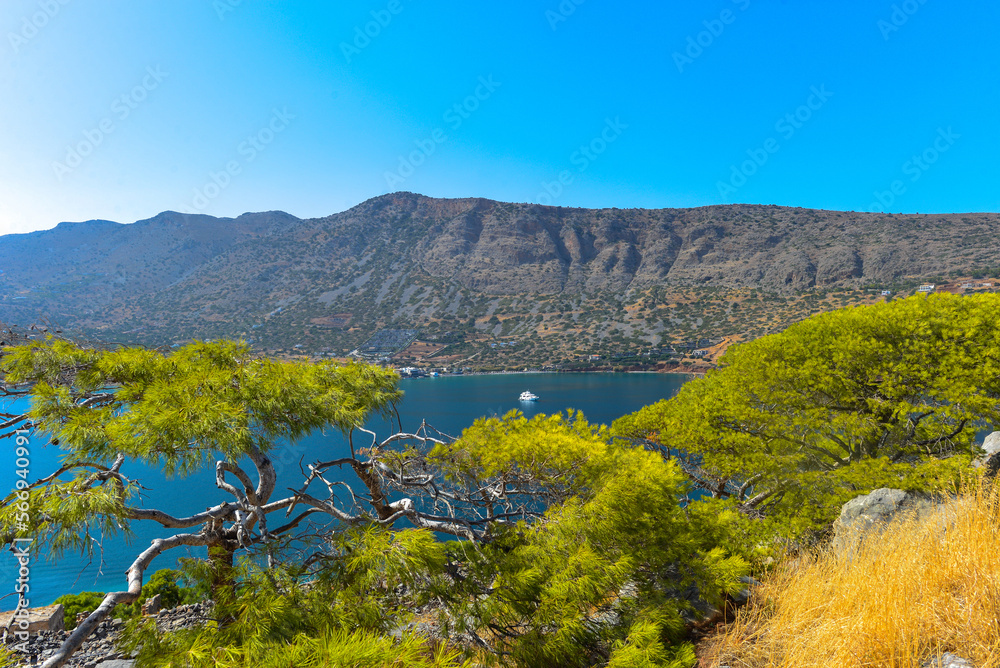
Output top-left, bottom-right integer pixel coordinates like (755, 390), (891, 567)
(0, 0), (997, 234)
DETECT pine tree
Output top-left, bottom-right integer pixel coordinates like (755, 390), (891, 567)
(614, 293), (1000, 540)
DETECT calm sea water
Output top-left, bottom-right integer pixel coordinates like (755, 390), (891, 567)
(0, 372), (687, 610)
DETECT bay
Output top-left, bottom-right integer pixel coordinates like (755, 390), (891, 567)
(0, 372), (688, 610)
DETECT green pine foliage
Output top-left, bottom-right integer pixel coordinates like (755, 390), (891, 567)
(1, 472), (137, 557)
(418, 412), (747, 667)
(2, 338), (750, 667)
(613, 293), (1000, 540)
(0, 338), (401, 552)
(1, 338), (401, 475)
(122, 534), (466, 668)
(118, 412), (747, 668)
(605, 617), (697, 668)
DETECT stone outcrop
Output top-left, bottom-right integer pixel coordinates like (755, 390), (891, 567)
(140, 593), (161, 616)
(0, 604), (65, 634)
(835, 432), (1000, 553)
(831, 488), (939, 554)
(972, 431), (1000, 477)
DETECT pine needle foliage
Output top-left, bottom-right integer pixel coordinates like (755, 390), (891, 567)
(0, 338), (401, 556)
(427, 412), (748, 667)
(614, 293), (1000, 539)
(0, 471), (136, 556)
(122, 531), (467, 668)
(1, 339), (752, 668)
(116, 411), (748, 668)
(2, 338), (401, 475)
(606, 616), (697, 668)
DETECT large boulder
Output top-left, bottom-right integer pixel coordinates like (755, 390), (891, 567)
(983, 431), (1000, 455)
(972, 431), (1000, 477)
(832, 488), (937, 553)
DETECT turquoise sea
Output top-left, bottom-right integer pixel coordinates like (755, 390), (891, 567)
(0, 372), (688, 610)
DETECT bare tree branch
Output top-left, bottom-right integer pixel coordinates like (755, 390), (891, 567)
(41, 532), (213, 668)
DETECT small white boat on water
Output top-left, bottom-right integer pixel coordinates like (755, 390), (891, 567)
(518, 390), (539, 402)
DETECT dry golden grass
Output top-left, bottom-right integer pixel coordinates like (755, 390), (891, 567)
(702, 483), (1000, 668)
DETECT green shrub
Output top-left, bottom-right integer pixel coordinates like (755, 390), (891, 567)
(54, 569), (202, 630)
(137, 568), (200, 609)
(53, 592), (115, 630)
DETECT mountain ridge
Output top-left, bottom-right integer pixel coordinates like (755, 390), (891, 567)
(2, 193), (998, 365)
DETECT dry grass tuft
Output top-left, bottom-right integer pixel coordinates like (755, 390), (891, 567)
(702, 482), (1000, 668)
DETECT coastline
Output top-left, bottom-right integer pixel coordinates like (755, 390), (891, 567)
(400, 368), (703, 380)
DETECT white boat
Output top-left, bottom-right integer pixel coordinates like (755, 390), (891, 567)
(518, 390), (539, 402)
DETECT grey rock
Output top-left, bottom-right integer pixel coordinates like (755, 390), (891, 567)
(731, 575), (761, 607)
(95, 661), (135, 668)
(831, 488), (937, 553)
(141, 593), (161, 615)
(983, 431), (1000, 456)
(922, 652), (974, 668)
(973, 431), (1000, 477)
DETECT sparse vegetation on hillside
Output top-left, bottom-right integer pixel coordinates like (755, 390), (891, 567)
(2, 195), (1000, 368)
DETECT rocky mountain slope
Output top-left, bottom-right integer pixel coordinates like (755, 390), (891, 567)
(1, 193), (998, 365)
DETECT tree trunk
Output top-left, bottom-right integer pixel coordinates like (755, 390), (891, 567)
(208, 541), (237, 611)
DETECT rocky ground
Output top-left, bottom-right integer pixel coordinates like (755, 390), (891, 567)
(7, 602), (211, 668)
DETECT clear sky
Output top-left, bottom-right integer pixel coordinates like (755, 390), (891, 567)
(0, 0), (997, 235)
